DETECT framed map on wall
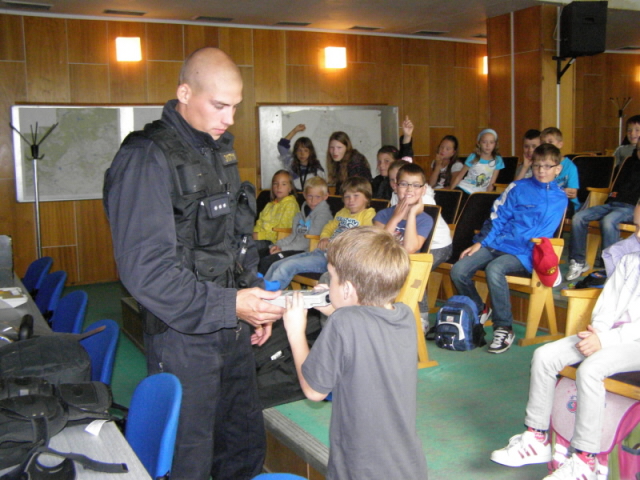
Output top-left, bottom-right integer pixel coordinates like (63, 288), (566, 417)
(11, 105), (162, 202)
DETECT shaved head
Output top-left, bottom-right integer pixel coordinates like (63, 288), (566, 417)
(175, 47), (243, 140)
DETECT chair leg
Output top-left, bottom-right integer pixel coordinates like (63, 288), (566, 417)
(585, 231), (601, 272)
(442, 274), (455, 300)
(427, 271), (442, 313)
(518, 288), (563, 347)
(414, 305), (438, 369)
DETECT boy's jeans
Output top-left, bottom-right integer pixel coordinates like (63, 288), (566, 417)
(450, 247), (528, 328)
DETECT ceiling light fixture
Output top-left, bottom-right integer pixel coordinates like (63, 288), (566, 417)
(116, 37), (142, 62)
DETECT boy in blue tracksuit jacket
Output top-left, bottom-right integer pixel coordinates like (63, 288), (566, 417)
(451, 143), (567, 353)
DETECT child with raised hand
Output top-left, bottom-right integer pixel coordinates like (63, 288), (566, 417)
(429, 135), (463, 189)
(450, 128), (504, 195)
(258, 176), (333, 275)
(514, 129), (542, 180)
(253, 170), (300, 256)
(282, 226), (428, 480)
(326, 131), (372, 195)
(277, 123), (325, 190)
(263, 177), (375, 290)
(374, 163), (433, 254)
(614, 115), (640, 167)
(541, 127), (580, 216)
(372, 116), (415, 200)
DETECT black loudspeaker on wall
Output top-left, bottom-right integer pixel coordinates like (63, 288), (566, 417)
(559, 1), (608, 58)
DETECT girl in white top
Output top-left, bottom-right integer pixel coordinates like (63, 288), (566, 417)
(451, 129), (504, 194)
(429, 135), (464, 189)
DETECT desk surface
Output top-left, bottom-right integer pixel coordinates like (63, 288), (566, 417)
(0, 275), (151, 480)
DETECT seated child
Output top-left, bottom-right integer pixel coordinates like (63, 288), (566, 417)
(613, 115), (640, 167)
(450, 128), (504, 207)
(490, 230), (640, 480)
(566, 141), (640, 281)
(374, 163), (433, 254)
(390, 163), (452, 268)
(282, 226), (428, 480)
(541, 127), (580, 216)
(372, 116), (414, 200)
(263, 177), (375, 289)
(429, 135), (463, 189)
(514, 129), (542, 180)
(450, 143), (567, 353)
(602, 201), (640, 276)
(253, 170), (300, 257)
(277, 123), (326, 190)
(258, 177), (333, 275)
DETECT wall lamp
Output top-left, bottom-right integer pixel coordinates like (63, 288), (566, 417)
(116, 37), (142, 62)
(325, 47), (347, 69)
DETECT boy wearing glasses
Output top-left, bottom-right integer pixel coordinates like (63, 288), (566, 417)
(450, 143), (567, 353)
(374, 163), (434, 254)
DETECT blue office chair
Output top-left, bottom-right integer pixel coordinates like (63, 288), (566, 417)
(126, 373), (182, 479)
(50, 290), (88, 334)
(80, 319), (119, 385)
(35, 270), (67, 321)
(21, 256), (53, 297)
(253, 474), (307, 479)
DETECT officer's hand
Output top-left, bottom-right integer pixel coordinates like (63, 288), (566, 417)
(237, 288), (284, 328)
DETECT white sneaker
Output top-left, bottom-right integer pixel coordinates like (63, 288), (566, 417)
(566, 260), (590, 281)
(490, 430), (552, 467)
(420, 313), (429, 335)
(543, 453), (597, 480)
(488, 327), (515, 354)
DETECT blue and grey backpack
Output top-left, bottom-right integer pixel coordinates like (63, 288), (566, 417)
(434, 295), (486, 351)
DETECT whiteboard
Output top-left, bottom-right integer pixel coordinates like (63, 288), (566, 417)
(11, 105), (163, 202)
(258, 105), (399, 189)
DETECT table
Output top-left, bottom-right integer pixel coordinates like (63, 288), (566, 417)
(0, 274), (151, 479)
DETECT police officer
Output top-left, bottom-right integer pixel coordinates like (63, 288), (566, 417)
(104, 47), (284, 480)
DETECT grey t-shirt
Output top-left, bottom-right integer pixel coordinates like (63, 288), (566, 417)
(302, 303), (428, 480)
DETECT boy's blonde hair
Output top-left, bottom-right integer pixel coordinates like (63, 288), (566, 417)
(341, 176), (372, 207)
(327, 226), (410, 306)
(303, 176), (329, 196)
(541, 127), (563, 142)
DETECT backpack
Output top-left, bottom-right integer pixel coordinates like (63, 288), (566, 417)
(434, 295), (486, 351)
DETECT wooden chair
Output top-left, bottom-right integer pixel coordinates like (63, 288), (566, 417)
(370, 198), (390, 212)
(394, 253), (438, 369)
(426, 192), (500, 312)
(433, 189), (463, 225)
(572, 155), (615, 207)
(421, 205), (442, 254)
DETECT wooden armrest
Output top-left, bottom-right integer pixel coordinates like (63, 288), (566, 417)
(305, 234), (321, 251)
(561, 288), (602, 299)
(586, 187), (609, 194)
(273, 227), (292, 233)
(531, 238), (563, 246)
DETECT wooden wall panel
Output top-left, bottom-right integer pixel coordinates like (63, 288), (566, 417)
(12, 203), (36, 276)
(24, 17), (69, 103)
(402, 38), (430, 66)
(76, 200), (117, 283)
(108, 22), (147, 103)
(69, 64), (110, 103)
(0, 179), (16, 243)
(253, 29), (286, 103)
(0, 62), (26, 179)
(579, 74), (605, 152)
(428, 41), (455, 128)
(286, 65), (348, 104)
(513, 7), (540, 54)
(40, 202), (75, 247)
(514, 50), (541, 142)
(67, 20), (108, 64)
(231, 66), (257, 183)
(184, 25), (219, 56)
(219, 28), (253, 66)
(488, 55), (512, 154)
(287, 31), (345, 67)
(455, 68), (487, 155)
(147, 61), (182, 103)
(402, 65), (429, 155)
(42, 245), (79, 285)
(456, 43), (486, 70)
(347, 62), (401, 106)
(347, 35), (401, 66)
(0, 14), (24, 61)
(146, 23), (184, 61)
(487, 14), (510, 59)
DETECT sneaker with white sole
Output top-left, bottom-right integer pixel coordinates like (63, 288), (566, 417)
(566, 259), (590, 281)
(490, 430), (552, 467)
(543, 453), (597, 480)
(488, 327), (515, 354)
(479, 305), (492, 325)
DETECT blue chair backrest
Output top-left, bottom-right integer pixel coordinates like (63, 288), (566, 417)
(126, 373), (182, 479)
(35, 270), (67, 320)
(80, 319), (119, 384)
(50, 290), (88, 334)
(22, 256), (53, 296)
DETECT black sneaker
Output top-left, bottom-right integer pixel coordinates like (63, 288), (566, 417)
(488, 327), (515, 354)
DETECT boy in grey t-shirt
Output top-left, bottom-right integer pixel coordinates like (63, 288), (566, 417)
(283, 226), (428, 480)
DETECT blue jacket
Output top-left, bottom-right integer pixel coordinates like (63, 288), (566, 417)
(481, 177), (567, 272)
